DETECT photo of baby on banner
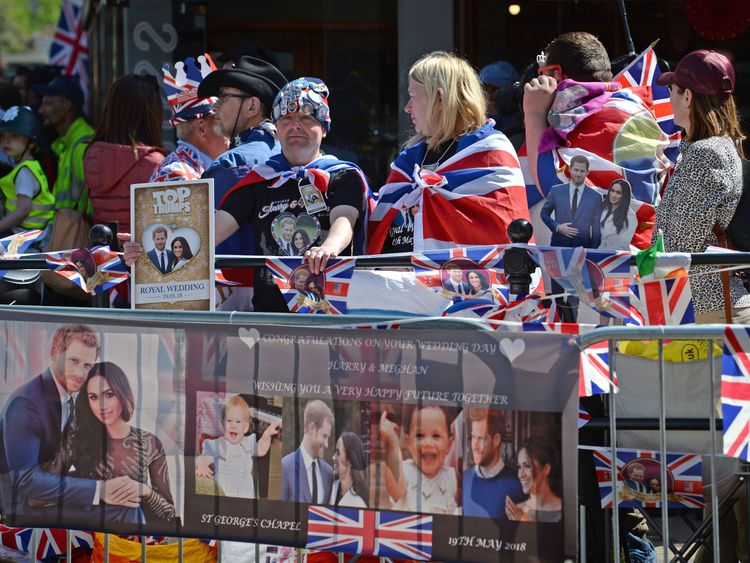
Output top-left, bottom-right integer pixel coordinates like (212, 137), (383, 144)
(265, 256), (356, 314)
(591, 446), (704, 509)
(194, 392), (282, 500)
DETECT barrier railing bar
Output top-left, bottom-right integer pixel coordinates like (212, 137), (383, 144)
(658, 339), (670, 562)
(2, 250), (750, 271)
(66, 529), (71, 563)
(608, 338), (620, 562)
(708, 338), (720, 563)
(577, 325), (729, 349)
(104, 532), (109, 562)
(579, 504), (586, 562)
(586, 418), (723, 431)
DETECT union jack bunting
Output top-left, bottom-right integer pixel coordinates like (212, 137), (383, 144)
(0, 230), (43, 255)
(0, 526), (93, 560)
(0, 525), (30, 554)
(49, 0), (88, 101)
(628, 276), (695, 325)
(0, 230), (44, 279)
(368, 121), (528, 253)
(591, 447), (704, 509)
(306, 506), (433, 560)
(721, 327), (750, 461)
(45, 246), (129, 295)
(266, 256), (355, 314)
(412, 245), (510, 308)
(529, 246), (636, 320)
(579, 405), (592, 429)
(580, 340), (618, 397)
(150, 141), (209, 182)
(583, 249), (634, 319)
(215, 268), (242, 286)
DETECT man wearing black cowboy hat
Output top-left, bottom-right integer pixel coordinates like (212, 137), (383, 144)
(198, 55), (286, 257)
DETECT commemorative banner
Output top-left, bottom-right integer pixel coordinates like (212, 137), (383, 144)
(0, 309), (578, 562)
(131, 179), (215, 310)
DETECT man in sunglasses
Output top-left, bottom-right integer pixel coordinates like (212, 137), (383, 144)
(197, 56), (287, 257)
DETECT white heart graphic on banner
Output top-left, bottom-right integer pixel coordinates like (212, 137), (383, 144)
(238, 327), (261, 350)
(500, 338), (525, 362)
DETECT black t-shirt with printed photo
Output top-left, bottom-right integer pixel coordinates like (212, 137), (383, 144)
(221, 168), (364, 312)
(380, 140), (458, 254)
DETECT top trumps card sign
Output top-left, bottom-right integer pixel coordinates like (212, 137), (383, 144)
(131, 179), (215, 310)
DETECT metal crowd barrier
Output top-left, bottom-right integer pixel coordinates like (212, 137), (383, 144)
(578, 325), (749, 563)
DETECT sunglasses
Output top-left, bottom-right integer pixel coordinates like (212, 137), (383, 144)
(538, 64), (562, 77)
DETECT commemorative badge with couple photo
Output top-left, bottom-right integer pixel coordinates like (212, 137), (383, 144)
(131, 179), (215, 310)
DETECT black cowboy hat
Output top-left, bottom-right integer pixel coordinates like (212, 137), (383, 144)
(197, 56), (286, 109)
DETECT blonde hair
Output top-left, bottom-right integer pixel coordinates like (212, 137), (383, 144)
(406, 51), (486, 149)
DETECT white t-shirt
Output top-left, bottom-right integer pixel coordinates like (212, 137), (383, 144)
(391, 459), (459, 515)
(14, 167), (40, 199)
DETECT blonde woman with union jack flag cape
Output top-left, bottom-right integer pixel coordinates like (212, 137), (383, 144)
(368, 51), (529, 254)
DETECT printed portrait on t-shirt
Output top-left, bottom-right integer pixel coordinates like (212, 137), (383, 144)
(271, 213), (321, 257)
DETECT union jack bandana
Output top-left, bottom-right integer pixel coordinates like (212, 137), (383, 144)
(271, 77), (331, 132)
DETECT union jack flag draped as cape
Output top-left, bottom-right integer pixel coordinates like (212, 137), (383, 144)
(0, 230), (44, 280)
(306, 506), (433, 560)
(45, 246), (129, 295)
(220, 153), (373, 255)
(49, 0), (88, 105)
(721, 326), (750, 461)
(591, 447), (704, 509)
(266, 256), (355, 314)
(368, 121), (528, 253)
(0, 525), (93, 560)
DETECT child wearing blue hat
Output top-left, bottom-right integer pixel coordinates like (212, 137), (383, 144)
(0, 106), (53, 241)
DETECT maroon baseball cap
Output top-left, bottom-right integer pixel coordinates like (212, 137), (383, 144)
(656, 50), (735, 98)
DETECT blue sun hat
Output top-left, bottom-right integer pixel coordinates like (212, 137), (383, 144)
(271, 77), (331, 132)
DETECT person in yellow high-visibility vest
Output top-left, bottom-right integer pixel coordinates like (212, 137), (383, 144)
(36, 75), (94, 215)
(0, 105), (54, 244)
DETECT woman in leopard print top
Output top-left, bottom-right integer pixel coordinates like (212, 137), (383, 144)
(655, 50), (750, 321)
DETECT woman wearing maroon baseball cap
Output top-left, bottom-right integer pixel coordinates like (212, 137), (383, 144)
(654, 49), (749, 325)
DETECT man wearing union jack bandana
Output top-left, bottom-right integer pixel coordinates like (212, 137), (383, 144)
(212, 77), (368, 312)
(124, 77), (370, 313)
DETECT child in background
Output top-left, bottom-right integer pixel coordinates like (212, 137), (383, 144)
(0, 106), (53, 244)
(196, 394), (280, 498)
(379, 405), (459, 514)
